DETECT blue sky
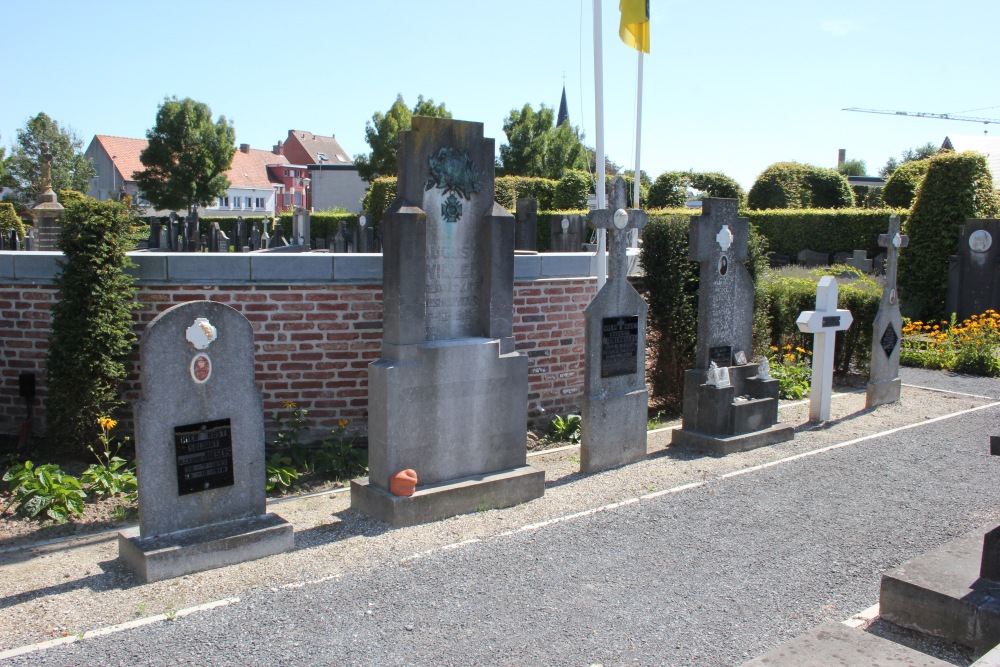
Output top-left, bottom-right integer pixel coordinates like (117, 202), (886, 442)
(2, 0), (997, 190)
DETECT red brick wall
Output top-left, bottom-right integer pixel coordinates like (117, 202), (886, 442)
(0, 280), (596, 441)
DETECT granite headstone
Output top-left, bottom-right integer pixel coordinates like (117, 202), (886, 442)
(946, 219), (1000, 321)
(867, 215), (908, 408)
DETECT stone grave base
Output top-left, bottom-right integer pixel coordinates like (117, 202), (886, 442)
(671, 422), (794, 456)
(880, 526), (1000, 658)
(350, 466), (544, 528)
(581, 388), (648, 473)
(740, 621), (950, 666)
(118, 513), (293, 583)
(866, 377), (902, 409)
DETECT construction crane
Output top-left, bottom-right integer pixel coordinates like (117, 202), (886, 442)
(843, 107), (1000, 125)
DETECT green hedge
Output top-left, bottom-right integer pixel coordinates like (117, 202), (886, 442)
(361, 176), (397, 229)
(748, 208), (908, 258)
(758, 267), (881, 375)
(898, 151), (1000, 321)
(277, 210), (359, 241)
(747, 162), (855, 210)
(495, 176), (557, 211)
(0, 202), (26, 239)
(883, 158), (930, 208)
(554, 170), (591, 210)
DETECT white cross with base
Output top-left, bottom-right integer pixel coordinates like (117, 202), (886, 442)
(796, 276), (853, 422)
(588, 176), (648, 284)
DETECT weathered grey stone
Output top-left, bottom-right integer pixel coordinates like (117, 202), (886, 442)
(544, 253), (592, 277)
(797, 249), (830, 266)
(332, 254), (383, 282)
(514, 253), (542, 280)
(550, 214), (586, 252)
(515, 198), (538, 251)
(673, 199), (792, 454)
(128, 253), (169, 282)
(846, 249), (873, 273)
(867, 215), (907, 408)
(741, 621), (951, 667)
(250, 254), (334, 281)
(119, 300), (291, 582)
(946, 219), (1000, 321)
(13, 252), (60, 279)
(581, 176), (649, 473)
(355, 117), (541, 524)
(0, 252), (14, 279)
(167, 254), (252, 282)
(880, 526), (1000, 657)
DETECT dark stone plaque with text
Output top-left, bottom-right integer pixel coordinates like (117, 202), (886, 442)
(174, 418), (234, 496)
(709, 345), (732, 367)
(601, 316), (640, 378)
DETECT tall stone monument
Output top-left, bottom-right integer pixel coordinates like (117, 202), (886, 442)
(867, 214), (908, 408)
(581, 177), (648, 472)
(118, 301), (293, 582)
(28, 142), (64, 251)
(672, 199), (792, 455)
(351, 117), (544, 526)
(946, 218), (1000, 320)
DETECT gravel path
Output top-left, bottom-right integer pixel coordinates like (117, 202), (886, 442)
(1, 376), (998, 665)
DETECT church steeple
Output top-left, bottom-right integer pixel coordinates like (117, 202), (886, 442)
(557, 84), (569, 127)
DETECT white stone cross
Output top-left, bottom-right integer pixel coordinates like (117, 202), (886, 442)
(588, 176), (648, 284)
(796, 276), (853, 422)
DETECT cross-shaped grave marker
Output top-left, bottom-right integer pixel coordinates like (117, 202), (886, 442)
(796, 276), (853, 422)
(588, 176), (648, 285)
(867, 214), (909, 408)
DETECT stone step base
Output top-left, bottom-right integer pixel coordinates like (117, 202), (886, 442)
(741, 621), (951, 666)
(118, 512), (293, 583)
(670, 422), (794, 456)
(351, 466), (545, 528)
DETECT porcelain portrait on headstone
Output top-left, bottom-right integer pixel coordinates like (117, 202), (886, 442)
(185, 318), (218, 350)
(969, 229), (993, 253)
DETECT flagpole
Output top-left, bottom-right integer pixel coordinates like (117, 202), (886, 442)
(593, 0), (607, 290)
(631, 50), (643, 248)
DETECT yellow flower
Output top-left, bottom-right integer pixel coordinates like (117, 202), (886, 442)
(795, 347), (806, 354)
(283, 401), (297, 409)
(338, 419), (348, 428)
(784, 353), (795, 361)
(783, 344), (793, 350)
(769, 345), (779, 351)
(97, 417), (117, 431)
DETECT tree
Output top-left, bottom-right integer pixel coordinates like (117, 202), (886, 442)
(353, 94), (452, 182)
(879, 142), (938, 178)
(3, 113), (95, 210)
(747, 162), (854, 210)
(837, 159), (867, 176)
(647, 171), (689, 208)
(499, 103), (588, 179)
(133, 97), (236, 214)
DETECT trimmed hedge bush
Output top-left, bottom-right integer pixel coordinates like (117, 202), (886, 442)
(0, 202), (26, 239)
(747, 162), (854, 210)
(554, 170), (591, 210)
(882, 158), (930, 208)
(690, 171), (745, 206)
(495, 176), (558, 211)
(646, 170), (746, 209)
(361, 176), (397, 229)
(647, 171), (688, 208)
(47, 198), (138, 454)
(898, 151), (1000, 321)
(748, 208), (908, 259)
(277, 210), (359, 241)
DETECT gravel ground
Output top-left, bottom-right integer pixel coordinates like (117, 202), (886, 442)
(0, 377), (997, 665)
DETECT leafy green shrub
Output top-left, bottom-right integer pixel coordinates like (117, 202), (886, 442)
(766, 345), (812, 399)
(0, 202), (27, 239)
(495, 176), (558, 211)
(361, 176), (397, 229)
(47, 198), (138, 454)
(195, 215), (271, 242)
(749, 208), (908, 258)
(758, 266), (882, 374)
(81, 417), (137, 500)
(882, 158), (930, 208)
(747, 162), (854, 210)
(647, 171), (688, 208)
(690, 171), (745, 207)
(898, 151), (1000, 322)
(554, 170), (590, 210)
(548, 414), (581, 444)
(265, 453), (299, 493)
(2, 462), (86, 522)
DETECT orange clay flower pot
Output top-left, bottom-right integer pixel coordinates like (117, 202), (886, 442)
(389, 469), (418, 497)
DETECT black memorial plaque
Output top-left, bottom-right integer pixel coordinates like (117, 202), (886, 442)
(822, 315), (841, 328)
(174, 418), (234, 496)
(880, 323), (899, 358)
(601, 316), (640, 378)
(708, 345), (732, 367)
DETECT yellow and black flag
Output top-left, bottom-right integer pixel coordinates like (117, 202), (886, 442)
(619, 0), (650, 53)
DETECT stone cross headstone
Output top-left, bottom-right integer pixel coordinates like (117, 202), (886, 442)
(515, 198), (538, 251)
(166, 212), (178, 251)
(250, 221), (261, 251)
(796, 276), (854, 422)
(946, 219), (1000, 320)
(233, 216), (246, 251)
(28, 141), (64, 251)
(292, 207), (310, 247)
(118, 301), (292, 582)
(846, 250), (873, 273)
(867, 215), (908, 408)
(672, 199), (792, 454)
(351, 116), (543, 526)
(579, 176), (648, 472)
(208, 221), (222, 252)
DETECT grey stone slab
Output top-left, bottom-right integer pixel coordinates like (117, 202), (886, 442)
(946, 219), (1000, 321)
(0, 252), (13, 279)
(350, 466), (544, 528)
(671, 422), (795, 456)
(128, 253), (168, 281)
(514, 253), (541, 280)
(541, 253), (592, 277)
(581, 388), (648, 473)
(250, 254), (334, 281)
(117, 513), (293, 583)
(167, 254), (251, 282)
(868, 215), (907, 409)
(13, 252), (61, 280)
(332, 254), (383, 282)
(741, 621), (951, 666)
(515, 198), (538, 251)
(972, 642), (1000, 666)
(880, 526), (1000, 656)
